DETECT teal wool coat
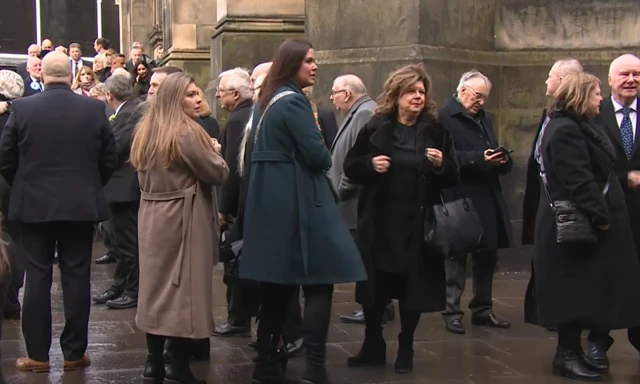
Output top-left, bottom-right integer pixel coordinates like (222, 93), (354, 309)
(240, 83), (367, 285)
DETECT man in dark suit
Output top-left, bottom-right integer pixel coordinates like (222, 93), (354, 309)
(587, 53), (640, 370)
(91, 73), (141, 310)
(16, 44), (41, 80)
(213, 67), (256, 337)
(22, 57), (43, 97)
(68, 43), (92, 80)
(0, 51), (116, 372)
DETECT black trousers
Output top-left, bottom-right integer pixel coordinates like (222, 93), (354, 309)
(19, 221), (94, 361)
(101, 220), (118, 258)
(108, 202), (139, 298)
(443, 250), (497, 320)
(3, 220), (23, 315)
(258, 283), (333, 366)
(225, 281), (260, 327)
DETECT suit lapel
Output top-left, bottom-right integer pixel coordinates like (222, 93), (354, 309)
(599, 97), (624, 153)
(632, 98), (640, 157)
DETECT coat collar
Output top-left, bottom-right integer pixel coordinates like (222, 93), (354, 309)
(441, 95), (486, 121)
(233, 98), (253, 113)
(551, 108), (616, 161)
(368, 111), (441, 154)
(43, 83), (72, 92)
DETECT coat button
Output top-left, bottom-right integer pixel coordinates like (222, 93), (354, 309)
(479, 135), (484, 139)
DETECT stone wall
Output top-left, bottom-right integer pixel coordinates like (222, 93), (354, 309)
(308, 0), (640, 270)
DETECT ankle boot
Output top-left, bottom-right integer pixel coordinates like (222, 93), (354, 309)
(552, 347), (601, 381)
(347, 328), (386, 367)
(143, 334), (166, 382)
(252, 352), (298, 384)
(164, 338), (206, 384)
(394, 333), (414, 374)
(302, 363), (329, 384)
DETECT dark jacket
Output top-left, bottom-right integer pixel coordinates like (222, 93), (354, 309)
(0, 109), (11, 217)
(199, 116), (220, 139)
(438, 96), (514, 250)
(344, 112), (459, 312)
(0, 83), (117, 223)
(521, 110), (548, 245)
(594, 96), (640, 257)
(318, 108), (338, 149)
(240, 83), (366, 285)
(103, 99), (141, 204)
(219, 99), (252, 218)
(524, 109), (640, 329)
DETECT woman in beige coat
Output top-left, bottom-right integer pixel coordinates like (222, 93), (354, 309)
(130, 72), (228, 384)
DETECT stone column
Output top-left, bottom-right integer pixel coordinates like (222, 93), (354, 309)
(307, 0), (640, 269)
(208, 0), (305, 120)
(118, 0), (154, 56)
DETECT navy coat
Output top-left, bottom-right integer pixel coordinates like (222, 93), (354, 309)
(240, 83), (366, 285)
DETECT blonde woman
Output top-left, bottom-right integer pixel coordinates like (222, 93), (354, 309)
(130, 72), (228, 383)
(71, 66), (99, 96)
(524, 73), (640, 380)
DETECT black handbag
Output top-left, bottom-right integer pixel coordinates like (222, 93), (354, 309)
(538, 145), (610, 245)
(424, 192), (485, 257)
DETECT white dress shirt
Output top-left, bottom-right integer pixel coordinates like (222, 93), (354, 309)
(114, 101), (127, 117)
(612, 96), (638, 139)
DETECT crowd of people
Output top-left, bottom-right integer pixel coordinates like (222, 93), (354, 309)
(0, 35), (638, 384)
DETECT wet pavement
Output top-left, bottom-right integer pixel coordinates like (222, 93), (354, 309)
(2, 246), (639, 383)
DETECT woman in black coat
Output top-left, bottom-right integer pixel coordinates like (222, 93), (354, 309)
(343, 64), (458, 374)
(524, 73), (640, 381)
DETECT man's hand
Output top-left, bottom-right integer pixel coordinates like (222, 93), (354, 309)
(628, 171), (640, 189)
(484, 149), (505, 166)
(212, 138), (222, 154)
(0, 102), (7, 115)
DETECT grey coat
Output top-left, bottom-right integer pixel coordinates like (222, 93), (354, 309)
(328, 96), (376, 229)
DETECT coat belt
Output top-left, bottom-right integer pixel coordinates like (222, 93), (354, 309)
(252, 151), (310, 275)
(140, 183), (198, 285)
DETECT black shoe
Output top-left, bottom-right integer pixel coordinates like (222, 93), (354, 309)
(164, 358), (206, 384)
(248, 340), (258, 350)
(552, 347), (602, 381)
(92, 289), (121, 304)
(252, 353), (297, 384)
(302, 363), (329, 384)
(445, 319), (466, 334)
(394, 333), (413, 374)
(471, 314), (511, 329)
(142, 354), (165, 383)
(347, 329), (386, 367)
(96, 253), (116, 264)
(586, 338), (613, 373)
(340, 310), (365, 324)
(3, 311), (20, 320)
(285, 338), (304, 357)
(212, 322), (251, 337)
(106, 294), (138, 309)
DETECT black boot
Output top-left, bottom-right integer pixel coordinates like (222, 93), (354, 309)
(394, 333), (414, 374)
(143, 333), (165, 383)
(347, 328), (386, 367)
(552, 347), (602, 381)
(252, 352), (298, 384)
(189, 338), (211, 362)
(164, 337), (206, 384)
(302, 363), (329, 384)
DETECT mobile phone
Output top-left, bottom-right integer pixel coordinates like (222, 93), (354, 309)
(489, 146), (514, 156)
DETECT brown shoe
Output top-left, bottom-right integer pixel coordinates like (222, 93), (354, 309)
(15, 357), (50, 373)
(63, 353), (91, 371)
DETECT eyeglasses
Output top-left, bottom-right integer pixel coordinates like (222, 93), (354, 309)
(330, 89), (348, 96)
(466, 87), (488, 102)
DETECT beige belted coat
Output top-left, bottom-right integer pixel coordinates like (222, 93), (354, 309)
(135, 130), (228, 338)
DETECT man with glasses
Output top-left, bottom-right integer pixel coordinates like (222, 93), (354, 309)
(438, 70), (514, 335)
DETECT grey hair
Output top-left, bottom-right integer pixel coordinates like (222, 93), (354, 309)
(219, 68), (252, 101)
(105, 74), (133, 101)
(0, 70), (25, 99)
(554, 58), (583, 77)
(90, 83), (108, 97)
(456, 70), (492, 92)
(334, 74), (367, 96)
(112, 67), (131, 80)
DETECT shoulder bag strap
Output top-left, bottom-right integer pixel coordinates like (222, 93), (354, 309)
(253, 91), (296, 145)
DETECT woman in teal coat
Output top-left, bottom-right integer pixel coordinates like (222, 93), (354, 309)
(240, 39), (366, 384)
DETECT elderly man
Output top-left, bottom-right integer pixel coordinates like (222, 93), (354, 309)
(439, 70), (514, 335)
(213, 67), (255, 337)
(125, 42), (156, 72)
(22, 57), (43, 97)
(92, 75), (141, 310)
(586, 53), (640, 370)
(17, 44), (41, 79)
(522, 58), (583, 245)
(0, 51), (116, 372)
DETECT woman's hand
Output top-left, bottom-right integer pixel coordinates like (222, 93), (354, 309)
(371, 155), (391, 173)
(211, 138), (222, 154)
(425, 148), (443, 168)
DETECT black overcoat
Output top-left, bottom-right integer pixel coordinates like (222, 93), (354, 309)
(524, 109), (640, 329)
(343, 112), (459, 313)
(438, 97), (514, 250)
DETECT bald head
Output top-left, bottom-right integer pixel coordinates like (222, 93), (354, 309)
(331, 74), (368, 115)
(250, 62), (272, 93)
(545, 58), (583, 96)
(608, 54), (640, 106)
(41, 51), (72, 86)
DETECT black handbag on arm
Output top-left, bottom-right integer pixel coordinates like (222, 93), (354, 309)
(424, 187), (485, 257)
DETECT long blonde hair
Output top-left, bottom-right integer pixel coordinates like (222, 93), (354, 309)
(374, 64), (438, 119)
(130, 73), (215, 171)
(548, 72), (601, 117)
(71, 66), (99, 91)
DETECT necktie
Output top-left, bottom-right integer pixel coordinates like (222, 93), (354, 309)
(621, 107), (634, 159)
